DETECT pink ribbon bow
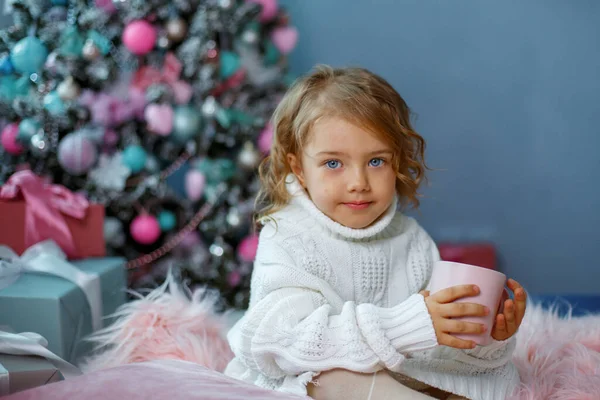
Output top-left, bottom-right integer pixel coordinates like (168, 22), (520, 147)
(131, 52), (193, 105)
(0, 170), (89, 258)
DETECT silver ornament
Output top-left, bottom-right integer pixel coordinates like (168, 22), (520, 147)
(57, 76), (81, 101)
(226, 208), (242, 228)
(166, 18), (188, 43)
(201, 96), (218, 118)
(237, 141), (261, 171)
(241, 29), (259, 45)
(157, 34), (171, 50)
(145, 155), (160, 173)
(172, 106), (203, 143)
(218, 0), (234, 10)
(30, 132), (50, 157)
(104, 217), (126, 247)
(209, 242), (224, 257)
(82, 40), (101, 61)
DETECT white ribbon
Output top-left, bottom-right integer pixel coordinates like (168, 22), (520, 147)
(0, 240), (103, 331)
(0, 361), (8, 396)
(0, 331), (83, 395)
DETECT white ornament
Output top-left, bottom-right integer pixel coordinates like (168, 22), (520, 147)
(89, 153), (131, 191)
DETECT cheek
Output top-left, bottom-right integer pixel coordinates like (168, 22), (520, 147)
(379, 169), (398, 196)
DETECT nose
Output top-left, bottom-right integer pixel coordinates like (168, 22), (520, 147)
(347, 167), (370, 192)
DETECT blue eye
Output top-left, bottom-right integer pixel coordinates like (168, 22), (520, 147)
(369, 158), (385, 167)
(325, 160), (341, 169)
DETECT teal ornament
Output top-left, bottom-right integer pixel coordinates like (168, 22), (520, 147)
(10, 37), (49, 74)
(215, 108), (232, 129)
(245, 21), (260, 35)
(158, 210), (177, 232)
(0, 76), (29, 101)
(87, 30), (111, 55)
(197, 158), (236, 184)
(264, 41), (280, 66)
(0, 77), (18, 101)
(171, 106), (203, 144)
(219, 51), (241, 79)
(0, 54), (14, 75)
(51, 0), (67, 4)
(18, 119), (41, 143)
(15, 76), (30, 96)
(43, 91), (66, 115)
(122, 145), (147, 173)
(59, 26), (85, 57)
(229, 109), (255, 126)
(202, 183), (220, 203)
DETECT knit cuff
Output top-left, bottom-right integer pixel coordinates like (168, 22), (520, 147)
(463, 335), (516, 360)
(373, 293), (438, 353)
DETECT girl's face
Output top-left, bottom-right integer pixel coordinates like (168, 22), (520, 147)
(287, 116), (397, 229)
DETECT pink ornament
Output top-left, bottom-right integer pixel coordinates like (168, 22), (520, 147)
(145, 104), (173, 136)
(271, 26), (298, 55)
(122, 20), (157, 55)
(171, 81), (193, 105)
(184, 170), (206, 201)
(103, 129), (119, 148)
(1, 123), (24, 155)
(246, 0), (278, 22)
(95, 0), (116, 13)
(237, 233), (259, 262)
(130, 214), (161, 245)
(257, 122), (273, 154)
(58, 133), (98, 175)
(179, 231), (202, 250)
(227, 270), (242, 287)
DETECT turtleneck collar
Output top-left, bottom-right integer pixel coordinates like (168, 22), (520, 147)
(284, 174), (397, 240)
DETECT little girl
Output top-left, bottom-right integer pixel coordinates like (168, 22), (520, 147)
(225, 65), (526, 400)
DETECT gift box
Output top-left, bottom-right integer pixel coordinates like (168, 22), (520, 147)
(0, 201), (105, 259)
(0, 257), (126, 363)
(438, 242), (497, 270)
(0, 354), (64, 395)
(0, 170), (105, 259)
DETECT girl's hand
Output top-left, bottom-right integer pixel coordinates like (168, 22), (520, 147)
(420, 285), (489, 349)
(491, 279), (527, 341)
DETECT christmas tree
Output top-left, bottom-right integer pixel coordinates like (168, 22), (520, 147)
(0, 0), (298, 309)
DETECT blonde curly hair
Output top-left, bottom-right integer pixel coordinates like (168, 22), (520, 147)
(256, 65), (429, 225)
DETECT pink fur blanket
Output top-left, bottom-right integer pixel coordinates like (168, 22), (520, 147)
(79, 279), (600, 400)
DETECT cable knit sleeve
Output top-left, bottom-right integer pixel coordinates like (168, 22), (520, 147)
(227, 225), (438, 380)
(422, 228), (516, 367)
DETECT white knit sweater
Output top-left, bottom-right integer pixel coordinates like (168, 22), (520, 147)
(225, 175), (520, 400)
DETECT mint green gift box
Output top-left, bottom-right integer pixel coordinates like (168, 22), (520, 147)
(0, 257), (126, 364)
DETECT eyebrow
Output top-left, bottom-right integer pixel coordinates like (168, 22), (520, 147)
(314, 150), (393, 157)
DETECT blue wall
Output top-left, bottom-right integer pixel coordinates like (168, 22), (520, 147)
(281, 0), (600, 294)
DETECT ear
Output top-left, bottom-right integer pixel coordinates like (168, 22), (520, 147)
(286, 153), (305, 187)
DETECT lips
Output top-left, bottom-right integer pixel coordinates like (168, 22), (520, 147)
(343, 201), (372, 210)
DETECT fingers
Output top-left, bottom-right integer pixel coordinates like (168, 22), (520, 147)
(438, 333), (477, 349)
(419, 290), (430, 297)
(503, 299), (517, 334)
(492, 314), (507, 339)
(507, 278), (527, 326)
(513, 287), (527, 327)
(438, 302), (490, 318)
(431, 285), (480, 304)
(440, 319), (487, 335)
(506, 278), (522, 293)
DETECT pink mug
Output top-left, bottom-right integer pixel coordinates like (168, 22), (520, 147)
(428, 260), (507, 346)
